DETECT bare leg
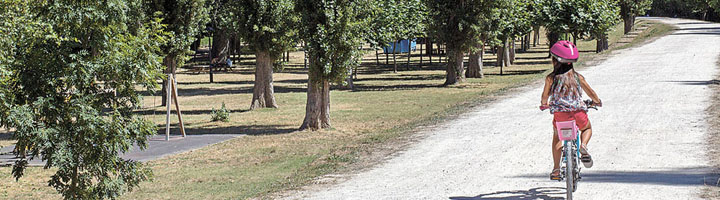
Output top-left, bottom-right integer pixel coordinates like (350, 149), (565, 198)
(580, 121), (593, 147)
(552, 128), (562, 170)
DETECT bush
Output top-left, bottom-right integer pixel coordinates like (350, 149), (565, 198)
(211, 102), (231, 122)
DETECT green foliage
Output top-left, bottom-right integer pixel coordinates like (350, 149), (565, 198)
(617, 0), (653, 18)
(425, 0), (500, 52)
(230, 0), (299, 58)
(588, 0), (621, 37)
(539, 0), (619, 38)
(296, 0), (368, 83)
(650, 0), (720, 20)
(487, 0), (532, 45)
(0, 0), (165, 199)
(211, 102), (231, 122)
(366, 0), (427, 48)
(146, 0), (210, 69)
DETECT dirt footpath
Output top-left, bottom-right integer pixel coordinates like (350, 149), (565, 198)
(284, 17), (720, 199)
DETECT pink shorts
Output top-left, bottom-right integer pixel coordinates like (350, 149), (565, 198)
(553, 111), (589, 130)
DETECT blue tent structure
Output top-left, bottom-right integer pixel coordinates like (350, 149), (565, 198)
(383, 39), (416, 54)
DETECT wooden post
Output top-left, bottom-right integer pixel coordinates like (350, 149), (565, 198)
(171, 74), (186, 137)
(165, 74), (172, 141)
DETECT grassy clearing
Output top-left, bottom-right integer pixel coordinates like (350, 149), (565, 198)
(0, 21), (669, 199)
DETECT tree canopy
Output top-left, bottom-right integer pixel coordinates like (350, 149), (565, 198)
(0, 0), (166, 198)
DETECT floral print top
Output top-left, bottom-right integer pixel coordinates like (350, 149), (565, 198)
(550, 70), (587, 114)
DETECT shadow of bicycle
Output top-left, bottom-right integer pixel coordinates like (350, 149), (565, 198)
(449, 187), (565, 200)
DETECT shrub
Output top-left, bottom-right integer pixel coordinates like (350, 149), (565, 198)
(211, 102), (231, 122)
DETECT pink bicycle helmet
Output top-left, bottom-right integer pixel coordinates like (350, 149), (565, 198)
(550, 40), (579, 63)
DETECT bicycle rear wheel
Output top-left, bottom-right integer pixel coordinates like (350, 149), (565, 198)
(565, 142), (574, 200)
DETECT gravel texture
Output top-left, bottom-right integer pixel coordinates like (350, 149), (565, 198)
(285, 17), (720, 200)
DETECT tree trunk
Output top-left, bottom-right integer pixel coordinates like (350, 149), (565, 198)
(375, 49), (380, 67)
(623, 15), (635, 34)
(503, 40), (511, 67)
(572, 33), (578, 45)
(426, 38), (433, 55)
(300, 76), (331, 130)
(466, 41), (484, 78)
(444, 48), (466, 85)
(419, 40), (423, 67)
(533, 26), (540, 47)
(596, 34), (609, 53)
(161, 55), (177, 106)
(211, 29), (230, 83)
(406, 39), (411, 70)
(250, 51), (278, 110)
(429, 42), (433, 64)
(509, 39), (516, 64)
(547, 31), (560, 57)
(524, 34), (531, 51)
(392, 40), (398, 73)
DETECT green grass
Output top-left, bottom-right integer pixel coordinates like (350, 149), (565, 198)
(0, 21), (673, 200)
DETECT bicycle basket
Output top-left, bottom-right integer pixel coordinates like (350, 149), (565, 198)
(555, 120), (578, 141)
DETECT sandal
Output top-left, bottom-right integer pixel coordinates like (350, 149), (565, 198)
(550, 169), (562, 181)
(580, 144), (594, 168)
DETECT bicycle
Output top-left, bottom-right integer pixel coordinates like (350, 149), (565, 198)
(540, 100), (598, 200)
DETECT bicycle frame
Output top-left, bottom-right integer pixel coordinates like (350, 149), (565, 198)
(560, 124), (582, 200)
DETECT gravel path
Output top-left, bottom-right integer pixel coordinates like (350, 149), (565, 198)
(286, 18), (720, 199)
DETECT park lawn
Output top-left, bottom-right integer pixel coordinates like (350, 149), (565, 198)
(0, 20), (670, 199)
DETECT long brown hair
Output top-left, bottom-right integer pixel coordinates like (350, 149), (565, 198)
(550, 57), (574, 76)
(549, 57), (581, 97)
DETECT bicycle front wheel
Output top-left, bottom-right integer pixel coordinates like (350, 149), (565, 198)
(565, 142), (574, 200)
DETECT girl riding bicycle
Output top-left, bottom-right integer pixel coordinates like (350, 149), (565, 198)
(541, 41), (602, 180)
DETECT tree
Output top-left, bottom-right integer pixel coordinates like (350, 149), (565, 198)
(485, 0), (531, 73)
(372, 0), (426, 73)
(147, 0), (209, 106)
(231, 0), (298, 110)
(0, 0), (165, 198)
(589, 0), (620, 53)
(297, 0), (368, 130)
(617, 0), (652, 34)
(425, 0), (499, 85)
(209, 0), (234, 83)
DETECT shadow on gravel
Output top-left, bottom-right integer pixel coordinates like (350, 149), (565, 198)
(449, 187), (565, 200)
(663, 80), (720, 85)
(514, 168), (718, 186)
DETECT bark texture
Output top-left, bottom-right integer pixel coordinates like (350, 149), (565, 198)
(161, 55), (177, 106)
(509, 40), (516, 64)
(623, 15), (635, 34)
(596, 34), (609, 53)
(250, 51), (278, 110)
(533, 26), (540, 47)
(300, 77), (331, 130)
(466, 42), (484, 78)
(444, 49), (466, 85)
